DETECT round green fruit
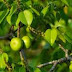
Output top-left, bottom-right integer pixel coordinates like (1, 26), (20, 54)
(10, 37), (23, 51)
(22, 36), (31, 48)
(69, 64), (72, 71)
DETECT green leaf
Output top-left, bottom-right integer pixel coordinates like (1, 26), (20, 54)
(57, 30), (66, 43)
(6, 4), (17, 25)
(30, 6), (40, 16)
(0, 9), (9, 24)
(18, 10), (33, 26)
(44, 28), (57, 46)
(65, 28), (72, 40)
(44, 29), (51, 43)
(0, 0), (3, 2)
(18, 11), (27, 25)
(16, 17), (20, 26)
(55, 19), (65, 28)
(34, 68), (41, 72)
(64, 35), (72, 44)
(26, 0), (32, 6)
(2, 53), (8, 62)
(6, 15), (11, 24)
(19, 66), (26, 72)
(41, 6), (48, 16)
(61, 0), (69, 6)
(0, 54), (6, 70)
(24, 10), (33, 26)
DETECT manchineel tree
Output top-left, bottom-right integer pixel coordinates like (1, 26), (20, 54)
(0, 0), (72, 72)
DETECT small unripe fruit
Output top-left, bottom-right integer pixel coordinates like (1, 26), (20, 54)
(10, 37), (23, 51)
(22, 36), (31, 48)
(69, 64), (72, 71)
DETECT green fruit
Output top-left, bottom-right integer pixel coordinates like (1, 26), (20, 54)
(69, 64), (72, 71)
(22, 36), (31, 48)
(10, 37), (23, 51)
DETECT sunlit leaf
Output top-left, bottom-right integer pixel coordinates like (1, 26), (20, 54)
(2, 53), (8, 62)
(41, 6), (48, 16)
(18, 10), (33, 26)
(57, 30), (66, 43)
(19, 66), (26, 72)
(34, 68), (41, 72)
(18, 11), (27, 25)
(24, 10), (33, 26)
(30, 6), (40, 16)
(61, 0), (69, 6)
(6, 4), (17, 25)
(0, 9), (9, 24)
(64, 35), (72, 44)
(44, 28), (57, 46)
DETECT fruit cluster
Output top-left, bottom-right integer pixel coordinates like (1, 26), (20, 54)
(10, 36), (31, 51)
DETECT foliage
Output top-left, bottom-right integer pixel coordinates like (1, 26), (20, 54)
(0, 0), (72, 72)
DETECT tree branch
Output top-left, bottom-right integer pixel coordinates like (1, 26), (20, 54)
(20, 49), (30, 72)
(3, 0), (11, 9)
(37, 44), (70, 72)
(37, 56), (72, 72)
(16, 23), (30, 72)
(0, 24), (24, 40)
(16, 0), (21, 11)
(0, 25), (44, 40)
(4, 58), (12, 72)
(49, 62), (57, 72)
(29, 26), (45, 37)
(59, 44), (68, 57)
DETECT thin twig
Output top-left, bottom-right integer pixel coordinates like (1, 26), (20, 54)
(0, 33), (13, 40)
(16, 0), (21, 11)
(37, 56), (72, 68)
(49, 62), (57, 72)
(3, 0), (11, 9)
(0, 25), (44, 40)
(0, 24), (24, 40)
(37, 60), (55, 68)
(4, 58), (12, 72)
(8, 25), (14, 34)
(59, 44), (68, 57)
(17, 23), (30, 72)
(20, 49), (30, 72)
(29, 26), (45, 37)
